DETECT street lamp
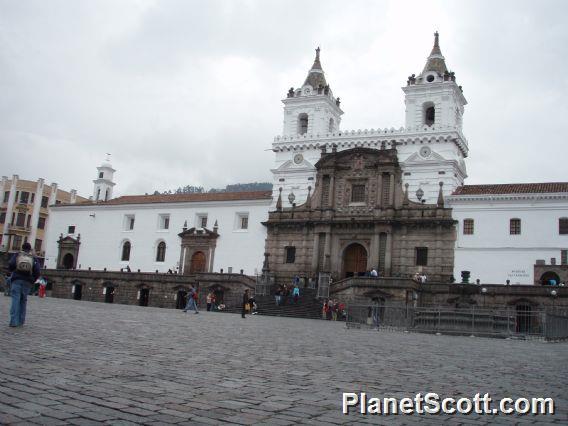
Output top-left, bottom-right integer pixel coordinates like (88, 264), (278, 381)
(550, 289), (558, 311)
(481, 287), (487, 307)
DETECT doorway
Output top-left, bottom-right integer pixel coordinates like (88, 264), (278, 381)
(190, 251), (206, 273)
(176, 290), (188, 309)
(139, 288), (149, 307)
(104, 286), (115, 303)
(516, 304), (532, 333)
(62, 253), (74, 269)
(343, 243), (368, 278)
(73, 284), (82, 300)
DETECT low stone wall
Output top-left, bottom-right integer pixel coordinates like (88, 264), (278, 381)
(44, 269), (255, 310)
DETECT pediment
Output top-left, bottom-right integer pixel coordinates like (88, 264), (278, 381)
(272, 159), (316, 173)
(178, 227), (219, 239)
(403, 150), (446, 163)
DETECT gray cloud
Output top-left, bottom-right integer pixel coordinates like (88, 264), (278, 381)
(1, 0), (567, 198)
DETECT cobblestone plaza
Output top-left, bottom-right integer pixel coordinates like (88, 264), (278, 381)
(1, 297), (566, 425)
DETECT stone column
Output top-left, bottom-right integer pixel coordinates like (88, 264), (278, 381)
(369, 228), (379, 269)
(2, 175), (18, 249)
(323, 230), (331, 271)
(376, 173), (383, 208)
(384, 232), (393, 276)
(29, 178), (44, 252)
(329, 176), (336, 208)
(389, 173), (395, 207)
(311, 233), (320, 273)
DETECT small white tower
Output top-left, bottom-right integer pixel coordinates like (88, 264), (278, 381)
(402, 32), (467, 130)
(281, 47), (343, 137)
(93, 154), (116, 202)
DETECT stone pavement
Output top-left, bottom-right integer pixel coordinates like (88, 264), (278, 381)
(0, 296), (566, 425)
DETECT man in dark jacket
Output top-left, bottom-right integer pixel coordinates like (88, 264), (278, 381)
(8, 242), (40, 327)
(241, 289), (249, 319)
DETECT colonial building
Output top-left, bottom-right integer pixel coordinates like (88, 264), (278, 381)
(0, 175), (86, 259)
(43, 157), (271, 275)
(264, 147), (456, 283)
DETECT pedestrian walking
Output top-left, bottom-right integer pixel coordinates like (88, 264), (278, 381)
(206, 292), (213, 311)
(183, 285), (199, 314)
(8, 242), (40, 327)
(242, 289), (250, 319)
(37, 277), (47, 298)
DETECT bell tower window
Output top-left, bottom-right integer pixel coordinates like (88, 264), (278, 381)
(328, 118), (334, 133)
(424, 102), (435, 126)
(298, 113), (309, 135)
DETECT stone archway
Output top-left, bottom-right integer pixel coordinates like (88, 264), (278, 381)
(343, 243), (368, 278)
(62, 253), (74, 270)
(190, 251), (206, 273)
(540, 271), (561, 286)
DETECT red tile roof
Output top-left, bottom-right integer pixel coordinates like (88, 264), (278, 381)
(453, 183), (568, 195)
(69, 191), (272, 206)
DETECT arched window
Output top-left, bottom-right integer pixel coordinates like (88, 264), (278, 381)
(156, 241), (166, 262)
(298, 113), (309, 135)
(424, 102), (435, 126)
(328, 118), (334, 133)
(105, 188), (109, 201)
(121, 241), (131, 261)
(510, 218), (521, 235)
(559, 217), (568, 235)
(463, 219), (474, 235)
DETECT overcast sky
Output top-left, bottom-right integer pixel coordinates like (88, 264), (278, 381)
(1, 0), (567, 197)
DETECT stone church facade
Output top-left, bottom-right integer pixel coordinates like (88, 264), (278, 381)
(264, 146), (456, 283)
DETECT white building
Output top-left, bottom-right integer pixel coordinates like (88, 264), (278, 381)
(44, 33), (568, 284)
(44, 159), (271, 274)
(447, 183), (568, 284)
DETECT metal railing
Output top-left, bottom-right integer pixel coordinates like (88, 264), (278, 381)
(346, 305), (568, 341)
(255, 272), (275, 296)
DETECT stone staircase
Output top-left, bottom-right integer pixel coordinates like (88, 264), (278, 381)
(254, 288), (323, 320)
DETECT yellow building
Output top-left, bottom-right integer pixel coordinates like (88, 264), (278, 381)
(0, 175), (87, 259)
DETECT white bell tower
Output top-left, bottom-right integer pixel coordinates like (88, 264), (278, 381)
(281, 47), (343, 137)
(93, 154), (116, 202)
(403, 32), (467, 130)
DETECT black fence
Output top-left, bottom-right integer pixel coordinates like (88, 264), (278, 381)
(346, 305), (568, 341)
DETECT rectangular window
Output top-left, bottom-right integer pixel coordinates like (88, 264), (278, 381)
(416, 247), (428, 266)
(381, 173), (391, 206)
(12, 235), (22, 251)
(26, 215), (31, 228)
(41, 196), (49, 208)
(197, 214), (208, 228)
(99, 172), (104, 179)
(510, 218), (521, 235)
(0, 212), (5, 224)
(236, 213), (249, 230)
(68, 225), (76, 234)
(124, 215), (135, 231)
(16, 212), (26, 227)
(561, 250), (567, 266)
(159, 214), (170, 230)
(285, 246), (296, 264)
(463, 219), (474, 235)
(3, 191), (9, 203)
(241, 216), (248, 229)
(34, 238), (42, 253)
(20, 191), (29, 204)
(37, 216), (46, 229)
(351, 184), (366, 203)
(559, 218), (568, 235)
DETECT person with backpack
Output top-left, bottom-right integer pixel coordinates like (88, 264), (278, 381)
(183, 285), (199, 314)
(8, 242), (40, 327)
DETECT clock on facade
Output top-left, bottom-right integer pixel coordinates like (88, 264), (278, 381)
(419, 146), (432, 158)
(293, 153), (304, 164)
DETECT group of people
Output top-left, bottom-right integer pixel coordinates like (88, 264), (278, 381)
(322, 299), (345, 321)
(274, 283), (301, 306)
(182, 286), (255, 318)
(5, 242), (42, 327)
(413, 272), (428, 284)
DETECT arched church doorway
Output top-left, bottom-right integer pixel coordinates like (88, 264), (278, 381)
(540, 271), (561, 286)
(176, 290), (188, 309)
(62, 253), (74, 269)
(190, 251), (206, 273)
(516, 304), (532, 333)
(104, 286), (115, 303)
(343, 243), (368, 278)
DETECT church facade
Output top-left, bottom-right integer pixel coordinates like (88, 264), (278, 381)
(43, 33), (568, 285)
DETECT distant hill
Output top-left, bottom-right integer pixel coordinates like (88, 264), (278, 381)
(154, 182), (273, 195)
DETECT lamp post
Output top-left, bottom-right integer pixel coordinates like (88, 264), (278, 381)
(481, 287), (487, 307)
(550, 289), (558, 311)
